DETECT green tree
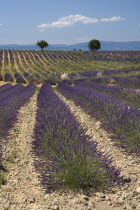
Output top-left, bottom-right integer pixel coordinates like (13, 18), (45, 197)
(36, 40), (49, 50)
(88, 39), (101, 51)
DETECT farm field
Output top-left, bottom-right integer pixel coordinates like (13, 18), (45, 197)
(0, 51), (140, 209)
(0, 50), (140, 85)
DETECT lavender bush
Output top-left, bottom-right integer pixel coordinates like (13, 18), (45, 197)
(0, 74), (3, 81)
(14, 73), (26, 83)
(68, 68), (140, 82)
(0, 84), (24, 101)
(74, 80), (140, 110)
(4, 73), (14, 82)
(0, 84), (12, 92)
(34, 73), (45, 83)
(57, 82), (140, 154)
(0, 83), (36, 170)
(32, 82), (121, 192)
(115, 77), (140, 89)
(23, 72), (37, 83)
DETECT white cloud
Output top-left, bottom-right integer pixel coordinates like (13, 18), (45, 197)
(101, 16), (125, 22)
(37, 14), (99, 29)
(37, 14), (125, 30)
(0, 24), (3, 26)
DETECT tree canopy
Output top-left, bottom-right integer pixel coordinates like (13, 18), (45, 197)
(36, 40), (49, 50)
(88, 39), (101, 51)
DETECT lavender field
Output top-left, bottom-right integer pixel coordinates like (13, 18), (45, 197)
(0, 50), (140, 209)
(0, 50), (140, 85)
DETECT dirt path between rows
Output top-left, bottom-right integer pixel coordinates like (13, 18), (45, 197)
(0, 92), (140, 210)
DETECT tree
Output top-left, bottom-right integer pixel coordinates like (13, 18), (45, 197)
(36, 40), (49, 50)
(88, 39), (101, 51)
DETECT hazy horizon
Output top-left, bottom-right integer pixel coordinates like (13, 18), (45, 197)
(0, 40), (140, 46)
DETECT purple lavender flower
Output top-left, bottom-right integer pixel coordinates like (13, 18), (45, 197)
(4, 73), (14, 82)
(57, 82), (140, 155)
(0, 83), (36, 170)
(14, 73), (26, 83)
(32, 82), (121, 192)
(0, 74), (3, 81)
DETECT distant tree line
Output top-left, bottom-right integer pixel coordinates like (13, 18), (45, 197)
(36, 39), (101, 51)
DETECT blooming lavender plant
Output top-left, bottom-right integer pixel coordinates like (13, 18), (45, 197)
(0, 74), (3, 81)
(14, 73), (26, 83)
(115, 77), (140, 89)
(68, 68), (140, 82)
(23, 72), (37, 83)
(0, 83), (36, 170)
(57, 82), (140, 155)
(32, 82), (121, 192)
(0, 83), (12, 92)
(0, 84), (24, 101)
(4, 73), (14, 82)
(74, 80), (140, 110)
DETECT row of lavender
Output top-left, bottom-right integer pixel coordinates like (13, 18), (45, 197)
(25, 50), (140, 63)
(94, 76), (140, 89)
(1, 50), (140, 65)
(74, 80), (140, 110)
(72, 74), (140, 89)
(0, 83), (36, 170)
(69, 68), (140, 78)
(32, 82), (121, 191)
(57, 82), (140, 155)
(0, 72), (37, 83)
(0, 72), (59, 85)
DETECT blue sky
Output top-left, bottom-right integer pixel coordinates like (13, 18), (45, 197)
(0, 0), (139, 44)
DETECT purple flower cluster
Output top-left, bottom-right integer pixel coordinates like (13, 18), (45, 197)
(33, 73), (44, 83)
(3, 50), (8, 65)
(14, 73), (26, 83)
(0, 83), (12, 94)
(0, 84), (24, 101)
(30, 50), (140, 64)
(0, 83), (36, 170)
(115, 77), (140, 89)
(4, 73), (14, 82)
(9, 50), (14, 64)
(80, 51), (140, 63)
(68, 68), (140, 81)
(57, 82), (140, 155)
(0, 74), (3, 81)
(74, 80), (140, 110)
(32, 82), (121, 192)
(23, 72), (37, 83)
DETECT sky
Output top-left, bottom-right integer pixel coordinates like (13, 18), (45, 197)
(0, 0), (140, 45)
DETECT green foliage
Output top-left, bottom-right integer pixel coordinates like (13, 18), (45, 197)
(0, 173), (6, 187)
(53, 153), (105, 189)
(88, 39), (101, 51)
(36, 40), (49, 50)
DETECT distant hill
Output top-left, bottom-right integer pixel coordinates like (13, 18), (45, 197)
(0, 41), (140, 51)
